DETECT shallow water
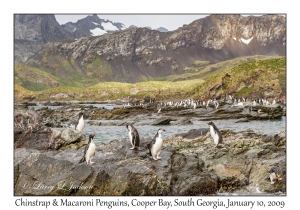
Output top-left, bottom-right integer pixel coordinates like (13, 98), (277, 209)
(75, 117), (286, 145)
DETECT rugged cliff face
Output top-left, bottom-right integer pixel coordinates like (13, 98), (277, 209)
(25, 14), (286, 83)
(14, 14), (74, 63)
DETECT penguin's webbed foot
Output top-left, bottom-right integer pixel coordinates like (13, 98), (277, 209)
(90, 161), (95, 165)
(130, 147), (135, 150)
(153, 157), (158, 160)
(157, 156), (162, 160)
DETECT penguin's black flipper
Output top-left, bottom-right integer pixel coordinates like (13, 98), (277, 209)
(148, 142), (153, 156)
(135, 132), (140, 147)
(78, 142), (90, 164)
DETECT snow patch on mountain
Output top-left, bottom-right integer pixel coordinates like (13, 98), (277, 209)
(90, 28), (106, 36)
(101, 22), (119, 31)
(240, 37), (253, 45)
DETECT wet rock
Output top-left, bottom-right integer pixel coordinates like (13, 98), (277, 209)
(179, 128), (209, 139)
(56, 129), (87, 150)
(173, 117), (193, 125)
(170, 153), (218, 195)
(152, 117), (171, 125)
(15, 153), (92, 196)
(88, 121), (102, 126)
(14, 132), (221, 196)
(261, 144), (278, 152)
(14, 109), (87, 150)
(257, 149), (271, 158)
(14, 104), (286, 195)
(14, 110), (53, 150)
(273, 131), (285, 146)
(235, 118), (249, 123)
(262, 135), (273, 143)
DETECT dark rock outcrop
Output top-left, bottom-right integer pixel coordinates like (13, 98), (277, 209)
(14, 137), (219, 196)
(14, 126), (286, 196)
(152, 117), (171, 125)
(14, 109), (87, 150)
(14, 14), (74, 63)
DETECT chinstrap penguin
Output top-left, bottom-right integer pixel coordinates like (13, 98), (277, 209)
(207, 121), (229, 149)
(125, 124), (140, 150)
(269, 166), (283, 184)
(79, 134), (96, 165)
(149, 128), (166, 160)
(75, 112), (84, 132)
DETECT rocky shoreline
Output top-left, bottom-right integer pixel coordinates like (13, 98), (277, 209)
(14, 99), (286, 128)
(14, 103), (286, 196)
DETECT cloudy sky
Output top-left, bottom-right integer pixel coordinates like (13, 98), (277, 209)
(54, 14), (281, 31)
(55, 14), (210, 31)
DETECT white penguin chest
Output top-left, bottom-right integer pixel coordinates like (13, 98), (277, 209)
(209, 126), (219, 145)
(86, 141), (96, 158)
(77, 117), (84, 132)
(152, 137), (163, 153)
(128, 131), (133, 144)
(269, 172), (276, 180)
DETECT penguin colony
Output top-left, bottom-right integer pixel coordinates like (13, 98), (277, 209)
(76, 94), (285, 184)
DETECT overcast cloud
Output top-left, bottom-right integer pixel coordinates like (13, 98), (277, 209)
(54, 14), (275, 31)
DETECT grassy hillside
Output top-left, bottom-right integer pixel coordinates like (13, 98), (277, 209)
(14, 63), (61, 91)
(14, 84), (36, 101)
(193, 57), (286, 99)
(14, 57), (286, 102)
(152, 55), (283, 82)
(14, 62), (100, 91)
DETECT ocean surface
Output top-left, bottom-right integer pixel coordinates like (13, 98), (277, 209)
(72, 117), (286, 145)
(29, 103), (286, 145)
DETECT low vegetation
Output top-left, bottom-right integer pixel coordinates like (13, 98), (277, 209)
(153, 55), (283, 82)
(193, 57), (286, 99)
(14, 56), (286, 102)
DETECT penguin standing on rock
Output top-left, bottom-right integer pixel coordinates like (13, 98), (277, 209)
(149, 128), (165, 160)
(79, 134), (96, 165)
(75, 112), (84, 132)
(207, 121), (229, 149)
(269, 166), (283, 184)
(125, 124), (140, 150)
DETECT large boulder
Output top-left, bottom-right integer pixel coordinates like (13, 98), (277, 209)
(14, 137), (220, 196)
(152, 117), (171, 125)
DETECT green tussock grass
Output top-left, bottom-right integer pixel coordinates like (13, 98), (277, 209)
(14, 62), (61, 91)
(193, 57), (286, 99)
(14, 84), (36, 101)
(29, 79), (204, 101)
(153, 55), (283, 82)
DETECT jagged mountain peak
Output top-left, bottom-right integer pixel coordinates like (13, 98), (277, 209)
(61, 15), (126, 38)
